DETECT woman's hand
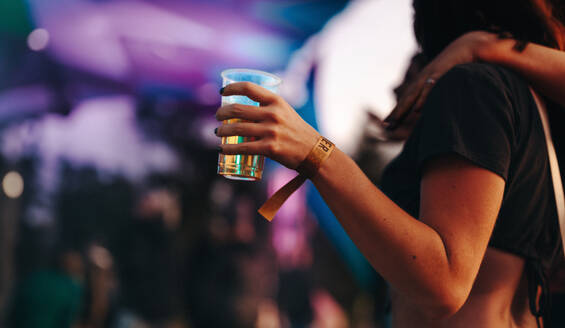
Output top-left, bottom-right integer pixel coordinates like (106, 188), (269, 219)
(215, 82), (320, 170)
(385, 31), (497, 129)
(365, 110), (419, 141)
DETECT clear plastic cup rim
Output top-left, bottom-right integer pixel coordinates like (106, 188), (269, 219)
(221, 68), (282, 87)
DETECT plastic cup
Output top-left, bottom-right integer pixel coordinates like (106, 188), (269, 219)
(217, 69), (282, 181)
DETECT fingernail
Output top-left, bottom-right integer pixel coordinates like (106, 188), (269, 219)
(214, 127), (218, 135)
(219, 87), (225, 95)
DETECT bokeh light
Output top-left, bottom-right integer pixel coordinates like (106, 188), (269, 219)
(2, 171), (24, 199)
(26, 28), (50, 51)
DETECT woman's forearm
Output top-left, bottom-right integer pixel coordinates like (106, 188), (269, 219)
(310, 148), (462, 317)
(477, 37), (565, 106)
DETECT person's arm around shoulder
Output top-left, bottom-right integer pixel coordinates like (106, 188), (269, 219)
(477, 34), (565, 107)
(385, 31), (565, 130)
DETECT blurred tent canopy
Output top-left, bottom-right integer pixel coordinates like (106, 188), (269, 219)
(8, 0), (349, 97)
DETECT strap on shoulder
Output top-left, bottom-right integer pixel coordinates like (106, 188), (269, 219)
(530, 88), (565, 258)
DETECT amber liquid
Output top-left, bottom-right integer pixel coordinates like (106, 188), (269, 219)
(217, 96), (264, 181)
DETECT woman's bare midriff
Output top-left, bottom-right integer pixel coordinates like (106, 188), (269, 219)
(390, 247), (539, 328)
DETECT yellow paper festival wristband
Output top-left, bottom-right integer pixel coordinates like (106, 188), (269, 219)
(258, 136), (335, 221)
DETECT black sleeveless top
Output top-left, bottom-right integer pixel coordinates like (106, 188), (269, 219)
(380, 63), (561, 324)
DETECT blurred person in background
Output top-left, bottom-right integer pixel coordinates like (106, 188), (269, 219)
(214, 0), (565, 327)
(78, 243), (118, 328)
(6, 248), (84, 328)
(112, 187), (184, 328)
(184, 178), (279, 328)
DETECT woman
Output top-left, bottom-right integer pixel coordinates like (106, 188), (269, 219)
(215, 0), (564, 326)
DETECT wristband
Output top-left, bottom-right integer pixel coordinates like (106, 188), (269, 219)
(258, 136), (335, 221)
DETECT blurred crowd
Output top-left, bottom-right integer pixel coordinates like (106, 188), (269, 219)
(0, 0), (401, 327)
(1, 140), (388, 328)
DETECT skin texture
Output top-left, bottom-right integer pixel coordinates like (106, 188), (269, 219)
(214, 83), (533, 325)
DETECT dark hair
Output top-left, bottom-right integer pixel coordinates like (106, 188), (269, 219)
(413, 0), (565, 60)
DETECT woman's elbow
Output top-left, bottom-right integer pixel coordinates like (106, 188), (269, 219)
(425, 299), (465, 320)
(423, 284), (469, 320)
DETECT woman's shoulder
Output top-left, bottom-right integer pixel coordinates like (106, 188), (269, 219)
(441, 62), (526, 90)
(431, 62), (532, 117)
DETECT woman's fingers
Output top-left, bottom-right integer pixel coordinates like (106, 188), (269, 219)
(221, 82), (279, 105)
(218, 140), (270, 156)
(386, 69), (441, 128)
(385, 78), (425, 128)
(216, 122), (273, 138)
(385, 92), (421, 129)
(215, 103), (270, 122)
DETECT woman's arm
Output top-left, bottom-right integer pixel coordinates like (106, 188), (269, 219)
(385, 31), (565, 129)
(216, 82), (505, 319)
(311, 150), (504, 318)
(478, 35), (565, 106)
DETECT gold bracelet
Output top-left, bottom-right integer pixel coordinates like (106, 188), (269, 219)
(258, 136), (335, 221)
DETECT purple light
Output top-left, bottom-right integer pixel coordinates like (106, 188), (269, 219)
(197, 82), (221, 106)
(269, 167), (311, 269)
(27, 0), (292, 86)
(1, 95), (179, 182)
